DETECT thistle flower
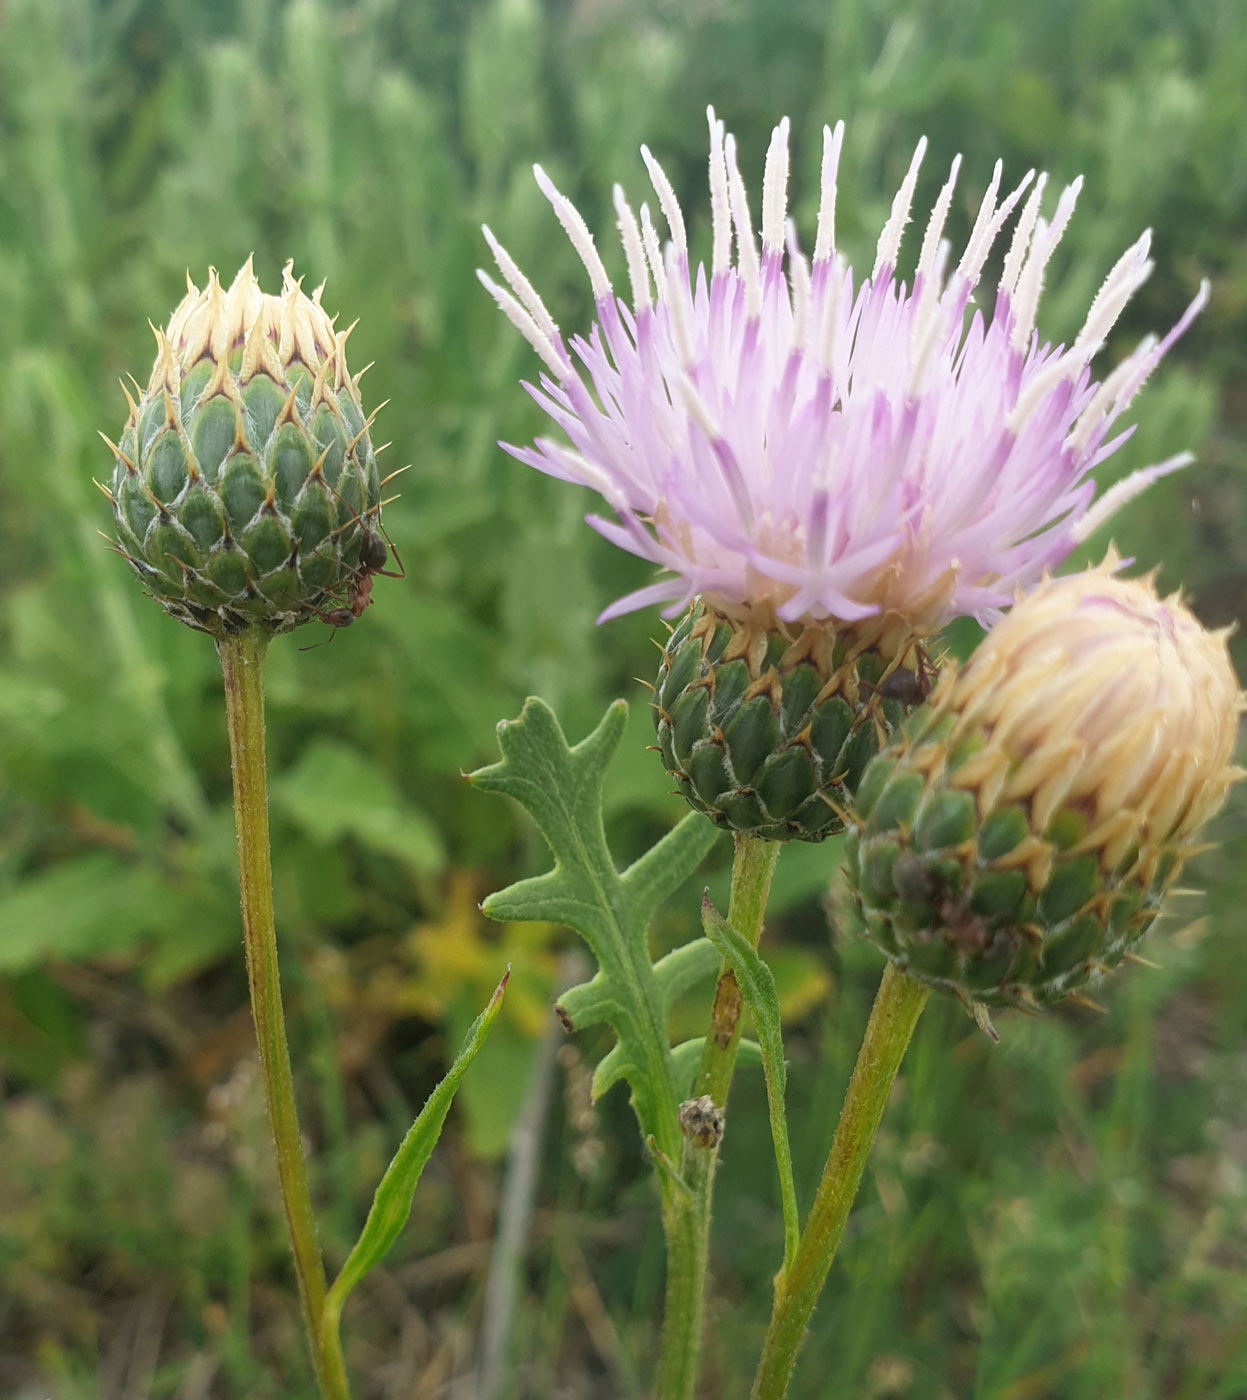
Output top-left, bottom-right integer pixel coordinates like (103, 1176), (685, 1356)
(845, 564), (1242, 1017)
(481, 112), (1206, 839)
(103, 258), (387, 638)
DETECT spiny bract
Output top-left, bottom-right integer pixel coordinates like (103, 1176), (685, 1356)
(104, 258), (384, 638)
(655, 603), (932, 841)
(844, 566), (1241, 1013)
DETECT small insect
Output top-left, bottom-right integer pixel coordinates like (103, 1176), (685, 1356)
(876, 666), (927, 708)
(864, 645), (937, 712)
(297, 460), (410, 648)
(301, 514), (405, 649)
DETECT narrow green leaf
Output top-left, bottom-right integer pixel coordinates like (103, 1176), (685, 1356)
(701, 897), (801, 1272)
(470, 698), (720, 1162)
(323, 970), (508, 1329)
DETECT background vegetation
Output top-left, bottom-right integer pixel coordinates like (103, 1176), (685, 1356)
(1, 0), (1245, 1396)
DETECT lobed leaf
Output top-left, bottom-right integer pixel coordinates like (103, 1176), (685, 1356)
(669, 1035), (764, 1099)
(471, 698), (721, 1160)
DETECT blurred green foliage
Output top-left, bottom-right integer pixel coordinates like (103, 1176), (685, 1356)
(1, 0), (1245, 1395)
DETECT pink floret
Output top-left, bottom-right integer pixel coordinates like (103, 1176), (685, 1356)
(480, 111), (1206, 631)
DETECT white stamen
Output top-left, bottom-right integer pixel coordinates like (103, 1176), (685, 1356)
(639, 202), (668, 300)
(725, 133), (762, 316)
(677, 375), (754, 527)
(536, 439), (622, 501)
(1042, 175), (1082, 251)
(874, 136), (927, 277)
(916, 155), (961, 283)
(613, 185), (651, 311)
(476, 269), (566, 374)
(707, 107), (732, 275)
(679, 376), (719, 441)
(909, 240), (950, 396)
(482, 225), (561, 347)
(786, 220), (812, 352)
(640, 144), (688, 257)
(961, 167), (1035, 293)
(1010, 177), (1082, 352)
(1007, 347), (1076, 433)
(761, 117), (791, 255)
(664, 242), (696, 366)
(954, 160), (1002, 287)
(533, 164), (612, 301)
(1065, 336), (1157, 452)
(814, 121), (846, 263)
(1009, 216), (1048, 353)
(999, 173), (1048, 300)
(817, 255), (845, 372)
(1071, 230), (1153, 360)
(1071, 453), (1193, 543)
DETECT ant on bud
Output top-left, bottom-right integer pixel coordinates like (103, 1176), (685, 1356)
(301, 524), (404, 648)
(861, 644), (937, 714)
(300, 473), (407, 649)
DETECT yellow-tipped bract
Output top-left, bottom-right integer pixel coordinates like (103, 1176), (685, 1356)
(105, 259), (384, 637)
(655, 601), (935, 841)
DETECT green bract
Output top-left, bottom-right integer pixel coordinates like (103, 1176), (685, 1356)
(655, 603), (931, 842)
(844, 709), (1167, 1011)
(104, 259), (383, 638)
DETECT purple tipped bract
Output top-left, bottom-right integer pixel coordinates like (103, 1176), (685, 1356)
(480, 110), (1205, 633)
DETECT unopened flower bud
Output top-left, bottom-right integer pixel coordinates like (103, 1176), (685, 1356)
(103, 258), (388, 637)
(845, 566), (1242, 1012)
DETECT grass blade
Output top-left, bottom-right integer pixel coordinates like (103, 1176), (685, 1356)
(323, 969), (509, 1333)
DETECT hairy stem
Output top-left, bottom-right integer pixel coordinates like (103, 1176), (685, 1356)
(219, 629), (351, 1400)
(655, 1172), (712, 1400)
(696, 833), (783, 1105)
(750, 961), (929, 1400)
(656, 832), (781, 1400)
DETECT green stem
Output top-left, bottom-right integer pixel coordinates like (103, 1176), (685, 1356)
(750, 961), (930, 1400)
(656, 832), (781, 1400)
(655, 1173), (711, 1400)
(695, 833), (783, 1105)
(218, 629), (351, 1400)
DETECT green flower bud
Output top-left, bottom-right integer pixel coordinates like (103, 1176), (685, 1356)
(103, 258), (386, 637)
(845, 566), (1242, 1014)
(654, 601), (934, 842)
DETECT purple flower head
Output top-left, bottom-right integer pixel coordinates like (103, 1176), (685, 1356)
(480, 111), (1205, 634)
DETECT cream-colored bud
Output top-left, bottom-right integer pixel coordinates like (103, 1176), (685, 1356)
(950, 565), (1241, 861)
(845, 562), (1242, 1014)
(158, 256), (342, 390)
